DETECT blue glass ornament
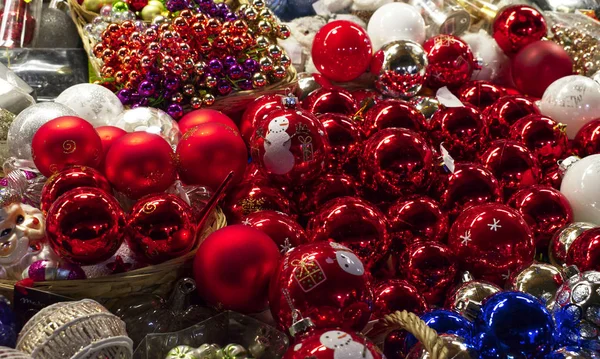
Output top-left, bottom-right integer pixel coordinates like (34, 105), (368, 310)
(475, 291), (555, 359)
(404, 310), (473, 352)
(0, 296), (16, 347)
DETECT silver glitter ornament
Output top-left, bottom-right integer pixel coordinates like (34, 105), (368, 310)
(372, 40), (428, 98)
(35, 3), (81, 48)
(55, 83), (124, 127)
(7, 102), (77, 161)
(114, 107), (181, 148)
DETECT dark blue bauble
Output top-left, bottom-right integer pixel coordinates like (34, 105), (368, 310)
(0, 296), (16, 347)
(475, 292), (555, 359)
(404, 309), (474, 352)
(285, 0), (316, 19)
(265, 0), (289, 19)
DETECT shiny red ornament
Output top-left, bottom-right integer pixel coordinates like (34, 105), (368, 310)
(399, 241), (457, 305)
(241, 210), (307, 251)
(387, 196), (448, 253)
(566, 227), (600, 272)
(127, 193), (196, 264)
(307, 196), (390, 270)
(482, 95), (541, 139)
(269, 242), (373, 332)
(223, 181), (294, 223)
(0, 3), (36, 47)
(458, 81), (505, 110)
(239, 94), (284, 144)
(40, 166), (112, 215)
(126, 0), (147, 11)
(448, 203), (535, 286)
(104, 132), (176, 199)
(176, 122), (247, 191)
(46, 187), (126, 265)
(178, 109), (238, 136)
(352, 89), (382, 106)
(295, 174), (360, 217)
(302, 88), (358, 116)
(284, 328), (384, 359)
(511, 41), (573, 98)
(372, 279), (428, 319)
(428, 104), (485, 160)
(423, 35), (476, 89)
(509, 114), (568, 169)
(318, 113), (363, 174)
(492, 5), (547, 56)
(96, 126), (127, 166)
(194, 225), (280, 313)
(362, 99), (427, 137)
(573, 118), (600, 157)
(31, 116), (103, 177)
(541, 165), (562, 190)
(311, 20), (373, 82)
(479, 139), (542, 199)
(250, 108), (330, 186)
(360, 128), (435, 197)
(507, 185), (573, 251)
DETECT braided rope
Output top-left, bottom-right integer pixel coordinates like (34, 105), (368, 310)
(381, 311), (449, 359)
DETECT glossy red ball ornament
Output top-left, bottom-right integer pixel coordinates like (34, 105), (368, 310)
(250, 108), (330, 186)
(573, 118), (600, 157)
(566, 227), (600, 272)
(362, 99), (427, 138)
(352, 89), (382, 106)
(127, 193), (196, 264)
(46, 187), (126, 265)
(302, 88), (358, 116)
(399, 241), (457, 305)
(241, 210), (307, 251)
(448, 203), (535, 286)
(194, 225), (280, 313)
(509, 114), (568, 169)
(492, 5), (547, 56)
(541, 165), (562, 190)
(479, 139), (542, 199)
(311, 20), (373, 82)
(507, 185), (573, 251)
(423, 35), (476, 89)
(428, 104), (485, 160)
(360, 128), (435, 197)
(176, 122), (247, 191)
(239, 94), (285, 144)
(178, 109), (238, 135)
(482, 95), (541, 139)
(511, 41), (573, 98)
(223, 181), (294, 223)
(387, 196), (448, 253)
(307, 196), (390, 270)
(296, 173), (360, 217)
(104, 132), (176, 199)
(458, 81), (505, 110)
(40, 166), (112, 215)
(95, 126), (127, 166)
(31, 116), (103, 177)
(126, 0), (147, 11)
(284, 328), (384, 359)
(269, 242), (373, 332)
(372, 279), (428, 319)
(318, 113), (363, 174)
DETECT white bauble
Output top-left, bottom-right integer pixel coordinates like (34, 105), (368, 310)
(367, 3), (426, 51)
(461, 30), (510, 83)
(114, 107), (181, 147)
(55, 83), (124, 127)
(560, 155), (600, 225)
(539, 75), (600, 139)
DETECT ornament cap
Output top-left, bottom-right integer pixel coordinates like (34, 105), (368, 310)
(282, 93), (298, 108)
(461, 271), (474, 283)
(289, 316), (315, 337)
(558, 156), (580, 175)
(561, 264), (580, 280)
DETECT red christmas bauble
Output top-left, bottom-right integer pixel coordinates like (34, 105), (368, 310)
(372, 279), (428, 319)
(423, 35), (476, 89)
(95, 126), (127, 166)
(311, 20), (373, 82)
(352, 89), (382, 106)
(194, 225), (279, 313)
(573, 118), (600, 157)
(492, 5), (547, 56)
(239, 94), (285, 144)
(241, 210), (307, 251)
(387, 196), (448, 253)
(458, 81), (505, 110)
(31, 116), (103, 177)
(302, 88), (358, 116)
(178, 109), (238, 135)
(223, 181), (294, 223)
(479, 139), (542, 199)
(507, 185), (573, 251)
(318, 113), (363, 174)
(509, 114), (568, 169)
(40, 166), (112, 215)
(176, 122), (247, 190)
(127, 193), (196, 264)
(126, 0), (147, 11)
(511, 41), (573, 98)
(269, 242), (373, 332)
(250, 108), (330, 186)
(566, 227), (600, 272)
(362, 99), (427, 138)
(104, 132), (176, 199)
(307, 196), (390, 270)
(448, 203), (535, 286)
(284, 328), (384, 359)
(46, 187), (125, 265)
(360, 128), (435, 197)
(482, 95), (541, 139)
(541, 165), (562, 190)
(399, 241), (457, 305)
(428, 104), (485, 160)
(296, 173), (360, 217)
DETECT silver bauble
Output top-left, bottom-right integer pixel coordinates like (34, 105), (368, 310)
(372, 40), (428, 98)
(35, 6), (81, 48)
(547, 347), (600, 359)
(295, 72), (324, 100)
(446, 272), (501, 320)
(550, 222), (596, 266)
(114, 107), (181, 148)
(507, 262), (563, 304)
(55, 83), (124, 127)
(7, 102), (77, 161)
(406, 334), (477, 359)
(410, 96), (440, 120)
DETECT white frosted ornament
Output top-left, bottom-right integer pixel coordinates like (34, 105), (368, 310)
(55, 83), (124, 127)
(367, 3), (426, 51)
(560, 155), (600, 225)
(539, 75), (600, 139)
(461, 30), (510, 83)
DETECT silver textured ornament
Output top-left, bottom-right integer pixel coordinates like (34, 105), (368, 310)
(445, 272), (501, 320)
(372, 40), (428, 98)
(7, 102), (77, 161)
(114, 107), (181, 147)
(35, 1), (81, 48)
(55, 83), (124, 127)
(549, 222), (596, 266)
(406, 334), (477, 359)
(547, 347), (600, 359)
(507, 262), (564, 304)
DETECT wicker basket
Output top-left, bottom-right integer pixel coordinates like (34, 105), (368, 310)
(0, 208), (226, 304)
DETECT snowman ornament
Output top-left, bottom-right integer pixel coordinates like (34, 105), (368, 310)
(264, 116), (295, 175)
(319, 330), (374, 359)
